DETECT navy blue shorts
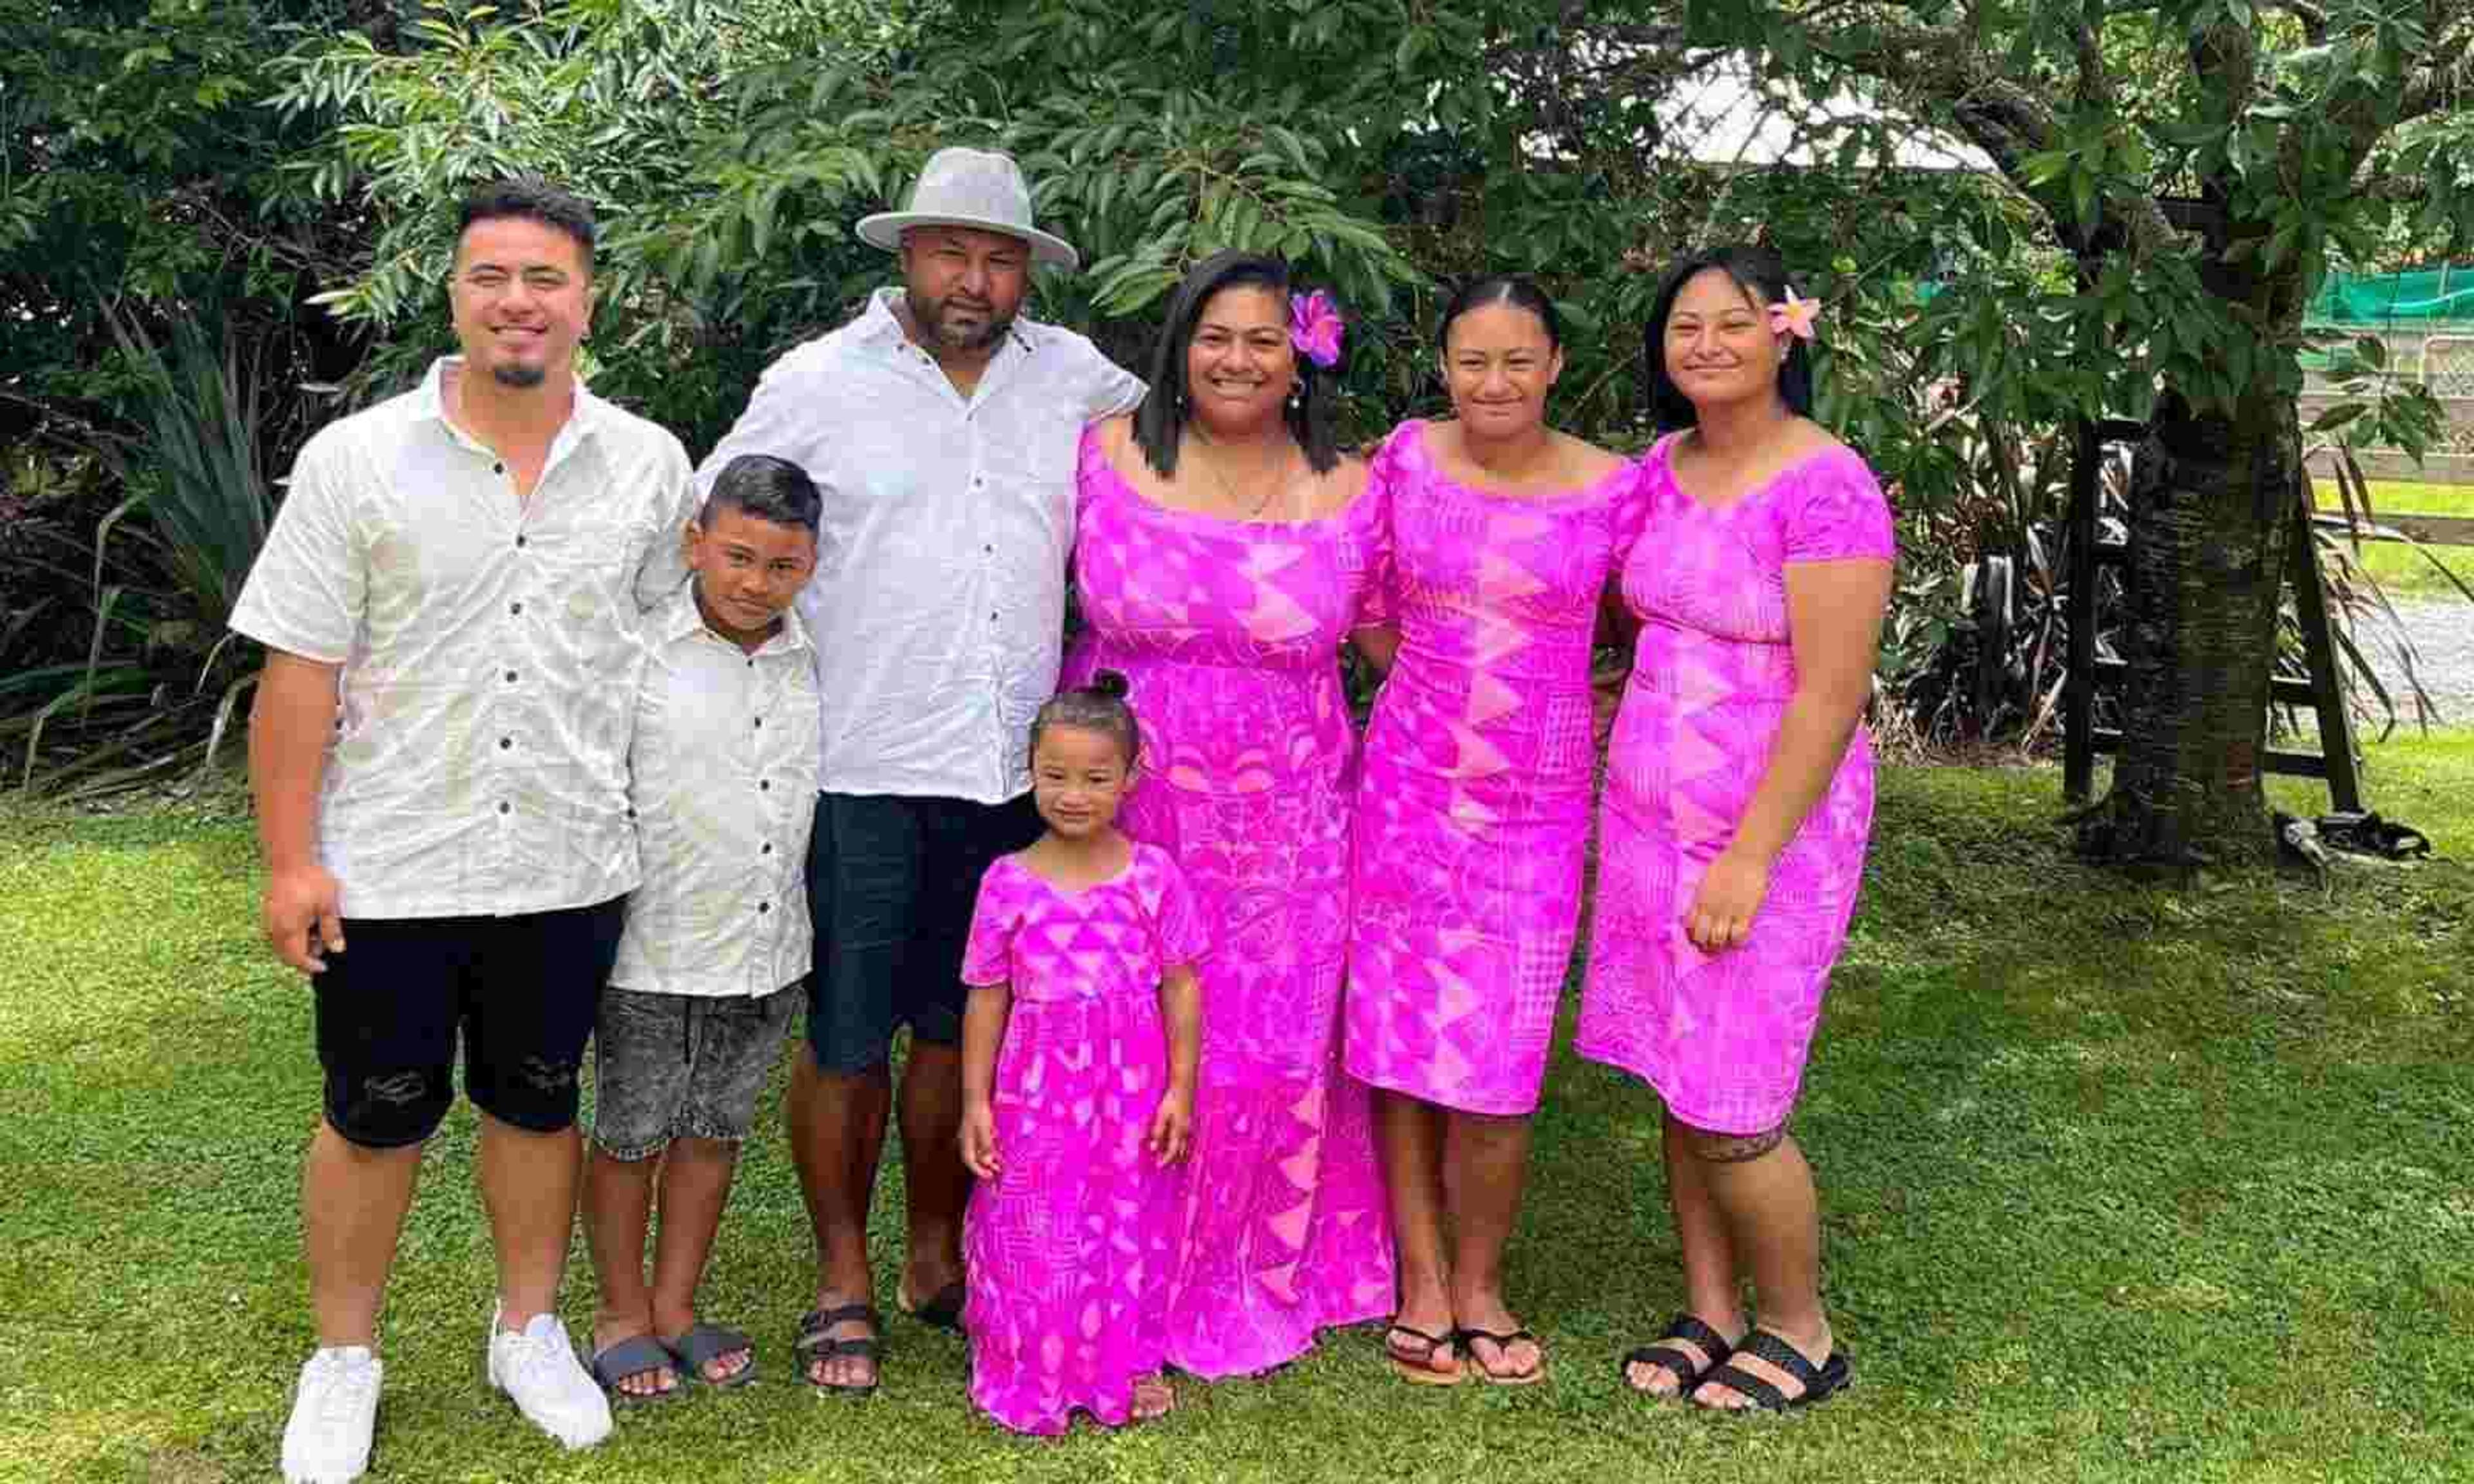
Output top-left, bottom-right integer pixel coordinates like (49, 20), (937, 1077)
(801, 793), (1042, 1074)
(311, 897), (626, 1148)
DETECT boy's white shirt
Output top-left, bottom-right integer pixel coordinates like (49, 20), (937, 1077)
(610, 585), (823, 998)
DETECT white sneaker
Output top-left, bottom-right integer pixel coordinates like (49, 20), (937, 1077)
(485, 1305), (613, 1450)
(280, 1346), (382, 1484)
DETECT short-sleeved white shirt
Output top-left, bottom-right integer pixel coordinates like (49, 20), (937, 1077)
(695, 289), (1144, 804)
(610, 588), (823, 998)
(229, 357), (698, 920)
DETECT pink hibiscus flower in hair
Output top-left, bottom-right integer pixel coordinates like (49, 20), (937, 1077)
(1769, 287), (1821, 341)
(1290, 290), (1343, 367)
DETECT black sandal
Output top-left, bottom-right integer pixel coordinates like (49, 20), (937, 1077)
(1689, 1328), (1851, 1413)
(792, 1303), (882, 1396)
(1457, 1326), (1547, 1386)
(1622, 1314), (1736, 1398)
(1383, 1322), (1464, 1386)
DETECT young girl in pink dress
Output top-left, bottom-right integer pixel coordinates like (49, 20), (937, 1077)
(957, 672), (1207, 1434)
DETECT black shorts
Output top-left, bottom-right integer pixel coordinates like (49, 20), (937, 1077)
(803, 792), (1042, 1074)
(312, 897), (627, 1148)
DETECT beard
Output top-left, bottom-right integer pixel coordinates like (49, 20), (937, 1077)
(490, 360), (549, 388)
(912, 289), (1014, 353)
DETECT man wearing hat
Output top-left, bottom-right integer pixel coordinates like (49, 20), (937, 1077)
(693, 145), (1142, 1393)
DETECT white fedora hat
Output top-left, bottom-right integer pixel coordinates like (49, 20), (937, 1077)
(856, 147), (1079, 270)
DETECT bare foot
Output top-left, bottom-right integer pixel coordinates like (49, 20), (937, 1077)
(1623, 1313), (1743, 1398)
(1692, 1322), (1834, 1411)
(799, 1298), (879, 1392)
(1453, 1298), (1544, 1384)
(1131, 1372), (1175, 1421)
(591, 1321), (678, 1400)
(654, 1312), (751, 1385)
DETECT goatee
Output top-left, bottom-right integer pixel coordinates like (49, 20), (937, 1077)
(491, 361), (549, 388)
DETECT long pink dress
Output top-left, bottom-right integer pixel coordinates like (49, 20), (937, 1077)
(1577, 437), (1894, 1135)
(1060, 423), (1395, 1378)
(959, 842), (1209, 1435)
(1345, 421), (1642, 1116)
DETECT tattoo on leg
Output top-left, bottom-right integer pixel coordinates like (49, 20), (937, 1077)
(1692, 1126), (1786, 1163)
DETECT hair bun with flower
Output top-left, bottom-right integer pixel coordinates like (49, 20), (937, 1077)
(1087, 669), (1131, 701)
(1769, 287), (1821, 342)
(1290, 289), (1343, 368)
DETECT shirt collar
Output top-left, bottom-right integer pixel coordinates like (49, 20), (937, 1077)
(659, 583), (814, 658)
(414, 356), (609, 446)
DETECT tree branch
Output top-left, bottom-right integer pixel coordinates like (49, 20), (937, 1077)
(1810, 17), (2176, 263)
(2395, 24), (2474, 123)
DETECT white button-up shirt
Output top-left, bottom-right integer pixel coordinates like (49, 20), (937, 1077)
(230, 358), (697, 920)
(695, 289), (1144, 804)
(611, 589), (823, 998)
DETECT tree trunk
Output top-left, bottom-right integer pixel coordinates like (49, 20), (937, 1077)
(2076, 386), (2300, 871)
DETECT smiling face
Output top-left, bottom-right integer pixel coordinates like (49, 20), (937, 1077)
(1184, 283), (1294, 437)
(685, 506), (818, 652)
(450, 215), (593, 390)
(1030, 722), (1133, 840)
(1443, 300), (1563, 441)
(898, 225), (1030, 356)
(1662, 267), (1788, 415)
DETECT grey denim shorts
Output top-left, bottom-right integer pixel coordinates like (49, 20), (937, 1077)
(591, 987), (796, 1160)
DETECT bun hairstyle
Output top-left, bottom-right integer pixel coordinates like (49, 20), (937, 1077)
(1028, 669), (1142, 767)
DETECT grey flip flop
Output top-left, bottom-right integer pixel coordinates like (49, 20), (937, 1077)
(588, 1334), (681, 1405)
(660, 1321), (758, 1389)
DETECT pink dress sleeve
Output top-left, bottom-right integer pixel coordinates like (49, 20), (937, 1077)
(959, 859), (1021, 987)
(1349, 426), (1408, 632)
(1609, 454), (1655, 567)
(1145, 846), (1211, 969)
(1781, 449), (1895, 565)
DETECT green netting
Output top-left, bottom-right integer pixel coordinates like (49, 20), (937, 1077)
(2306, 265), (2474, 326)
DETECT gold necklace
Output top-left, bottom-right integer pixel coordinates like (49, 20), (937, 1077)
(1190, 432), (1289, 521)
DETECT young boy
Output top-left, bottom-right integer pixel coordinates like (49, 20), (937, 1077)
(582, 453), (824, 1402)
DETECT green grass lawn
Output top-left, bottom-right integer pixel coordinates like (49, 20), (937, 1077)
(2330, 480), (2474, 600)
(4, 739), (2471, 1483)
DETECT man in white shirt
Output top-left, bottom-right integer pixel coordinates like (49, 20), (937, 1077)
(694, 147), (1142, 1393)
(235, 178), (697, 1483)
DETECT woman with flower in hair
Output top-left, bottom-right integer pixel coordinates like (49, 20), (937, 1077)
(1060, 249), (1395, 1378)
(1345, 274), (1641, 1387)
(1587, 244), (1892, 1413)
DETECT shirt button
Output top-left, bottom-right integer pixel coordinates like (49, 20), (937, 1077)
(497, 802), (511, 815)
(758, 902), (771, 915)
(499, 737), (512, 750)
(493, 461), (506, 475)
(759, 779), (770, 792)
(754, 717), (763, 729)
(504, 669), (518, 683)
(761, 842), (773, 856)
(509, 600), (524, 616)
(515, 535), (528, 549)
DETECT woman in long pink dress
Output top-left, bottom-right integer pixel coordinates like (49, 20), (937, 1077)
(1061, 250), (1395, 1377)
(1582, 245), (1893, 1413)
(1344, 278), (1638, 1387)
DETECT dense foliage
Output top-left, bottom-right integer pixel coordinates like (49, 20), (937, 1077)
(5, 1), (2469, 861)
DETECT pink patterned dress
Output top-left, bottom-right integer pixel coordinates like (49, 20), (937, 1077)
(1060, 423), (1395, 1378)
(1345, 421), (1642, 1116)
(1578, 437), (1895, 1135)
(959, 842), (1209, 1435)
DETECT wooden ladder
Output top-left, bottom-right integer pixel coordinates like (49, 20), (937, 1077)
(2060, 416), (2362, 810)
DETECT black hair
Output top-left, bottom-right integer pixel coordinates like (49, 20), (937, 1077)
(1437, 274), (1562, 353)
(1028, 670), (1141, 768)
(457, 176), (598, 269)
(1641, 243), (1816, 432)
(698, 453), (822, 535)
(1132, 251), (1340, 479)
